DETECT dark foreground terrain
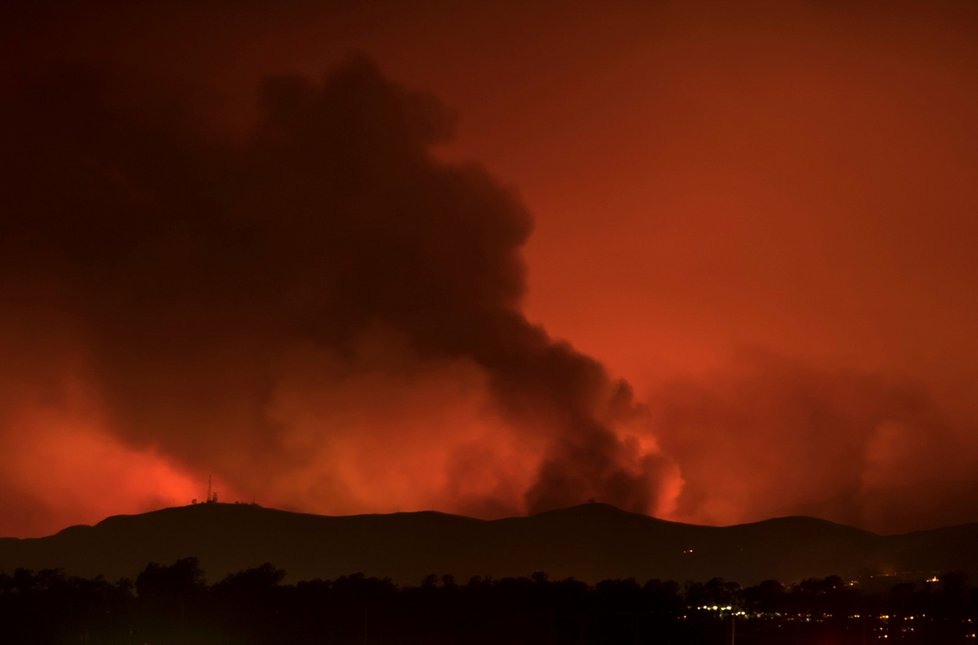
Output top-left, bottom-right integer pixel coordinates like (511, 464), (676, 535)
(3, 559), (977, 644)
(6, 503), (978, 643)
(4, 502), (978, 584)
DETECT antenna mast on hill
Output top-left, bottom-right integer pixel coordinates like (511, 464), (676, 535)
(207, 475), (213, 504)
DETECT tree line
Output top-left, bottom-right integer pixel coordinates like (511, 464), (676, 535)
(2, 559), (977, 644)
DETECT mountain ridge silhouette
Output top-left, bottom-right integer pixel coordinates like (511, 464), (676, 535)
(2, 502), (975, 584)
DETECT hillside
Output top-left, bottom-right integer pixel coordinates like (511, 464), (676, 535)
(0, 503), (972, 584)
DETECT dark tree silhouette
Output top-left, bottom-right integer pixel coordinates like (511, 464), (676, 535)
(2, 562), (977, 644)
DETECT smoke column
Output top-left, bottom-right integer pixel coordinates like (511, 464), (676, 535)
(0, 56), (674, 534)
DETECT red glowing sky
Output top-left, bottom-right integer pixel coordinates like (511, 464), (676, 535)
(3, 1), (978, 537)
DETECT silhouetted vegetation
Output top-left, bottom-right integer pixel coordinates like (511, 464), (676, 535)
(3, 559), (978, 644)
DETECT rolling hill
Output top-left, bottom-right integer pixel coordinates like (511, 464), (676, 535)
(0, 502), (973, 585)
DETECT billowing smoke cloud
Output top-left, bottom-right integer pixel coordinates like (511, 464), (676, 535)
(651, 351), (978, 534)
(0, 56), (673, 535)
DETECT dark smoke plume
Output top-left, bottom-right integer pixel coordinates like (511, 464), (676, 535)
(0, 56), (670, 521)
